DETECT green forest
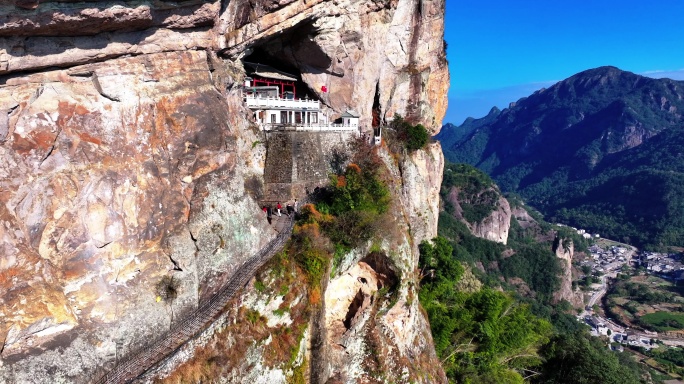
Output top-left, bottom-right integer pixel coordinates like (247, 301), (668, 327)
(419, 161), (656, 383)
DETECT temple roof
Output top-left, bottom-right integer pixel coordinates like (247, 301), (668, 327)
(244, 62), (298, 82)
(340, 110), (359, 118)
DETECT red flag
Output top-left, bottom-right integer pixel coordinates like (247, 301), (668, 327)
(321, 85), (328, 93)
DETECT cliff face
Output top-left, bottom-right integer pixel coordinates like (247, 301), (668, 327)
(0, 0), (448, 382)
(470, 193), (510, 244)
(552, 238), (584, 308)
(444, 186), (511, 244)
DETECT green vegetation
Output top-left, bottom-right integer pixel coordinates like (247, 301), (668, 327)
(640, 312), (684, 332)
(418, 156), (661, 383)
(442, 163), (500, 223)
(289, 140), (391, 295)
(245, 309), (263, 325)
(418, 237), (552, 383)
(439, 163), (563, 303)
(641, 347), (684, 377)
(604, 275), (684, 331)
(537, 332), (643, 383)
(555, 225), (592, 253)
(386, 114), (430, 152)
(315, 156), (390, 252)
(610, 282), (676, 305)
(155, 275), (180, 302)
(435, 107), (500, 150)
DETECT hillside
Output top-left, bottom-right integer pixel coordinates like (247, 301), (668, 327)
(441, 66), (684, 248)
(419, 162), (650, 383)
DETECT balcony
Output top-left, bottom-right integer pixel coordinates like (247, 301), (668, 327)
(244, 95), (320, 110)
(261, 123), (359, 133)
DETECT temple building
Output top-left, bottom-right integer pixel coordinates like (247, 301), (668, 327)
(243, 62), (358, 132)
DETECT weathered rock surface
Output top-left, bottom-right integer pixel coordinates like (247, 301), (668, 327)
(0, 0), (449, 381)
(315, 143), (447, 383)
(0, 50), (273, 382)
(552, 237), (584, 308)
(139, 145), (448, 384)
(445, 186), (511, 244)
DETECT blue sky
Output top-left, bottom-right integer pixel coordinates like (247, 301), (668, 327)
(444, 0), (684, 125)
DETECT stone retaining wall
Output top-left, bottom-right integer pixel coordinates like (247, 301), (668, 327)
(263, 130), (356, 201)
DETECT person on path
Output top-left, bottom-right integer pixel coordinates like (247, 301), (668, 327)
(294, 199), (298, 213)
(276, 202), (282, 216)
(267, 206), (273, 225)
(286, 203), (293, 217)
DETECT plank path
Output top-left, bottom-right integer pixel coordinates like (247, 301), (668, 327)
(93, 208), (298, 384)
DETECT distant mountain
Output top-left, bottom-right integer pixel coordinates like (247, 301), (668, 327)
(441, 66), (684, 248)
(436, 106), (500, 150)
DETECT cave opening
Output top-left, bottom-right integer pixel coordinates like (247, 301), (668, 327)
(360, 251), (399, 291)
(343, 289), (366, 330)
(242, 20), (332, 101)
(243, 51), (316, 101)
(372, 81), (382, 128)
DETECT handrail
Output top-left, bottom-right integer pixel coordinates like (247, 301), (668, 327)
(243, 95), (320, 109)
(91, 199), (308, 384)
(262, 124), (358, 132)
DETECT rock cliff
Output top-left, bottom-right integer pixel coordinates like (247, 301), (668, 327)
(552, 237), (584, 308)
(0, 0), (448, 382)
(444, 185), (511, 244)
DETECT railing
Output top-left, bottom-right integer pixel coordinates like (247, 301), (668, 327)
(92, 199), (308, 384)
(244, 95), (320, 110)
(263, 123), (359, 132)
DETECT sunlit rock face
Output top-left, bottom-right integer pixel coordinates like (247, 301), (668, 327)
(444, 185), (512, 245)
(553, 237), (584, 308)
(0, 0), (448, 381)
(0, 50), (273, 382)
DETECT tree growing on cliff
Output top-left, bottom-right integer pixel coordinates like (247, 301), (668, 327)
(316, 154), (390, 250)
(386, 114), (430, 152)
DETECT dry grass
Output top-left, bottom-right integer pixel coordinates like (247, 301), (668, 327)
(309, 286), (321, 306)
(157, 250), (311, 383)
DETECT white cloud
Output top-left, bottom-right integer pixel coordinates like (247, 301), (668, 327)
(641, 69), (684, 80)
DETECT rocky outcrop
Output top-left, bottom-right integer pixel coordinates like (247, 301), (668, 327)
(552, 237), (584, 308)
(139, 144), (448, 384)
(316, 143), (447, 383)
(0, 50), (274, 383)
(0, 0), (448, 381)
(445, 186), (511, 244)
(471, 194), (510, 244)
(1, 0), (448, 133)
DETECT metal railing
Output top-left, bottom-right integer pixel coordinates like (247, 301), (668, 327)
(244, 95), (320, 110)
(262, 123), (359, 132)
(91, 199), (309, 384)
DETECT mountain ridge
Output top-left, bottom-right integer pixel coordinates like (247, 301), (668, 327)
(441, 66), (684, 247)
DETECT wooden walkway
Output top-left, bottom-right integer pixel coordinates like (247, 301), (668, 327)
(92, 208), (300, 384)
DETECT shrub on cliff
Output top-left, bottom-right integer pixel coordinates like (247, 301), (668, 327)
(155, 275), (180, 302)
(289, 144), (391, 289)
(386, 114), (430, 152)
(317, 159), (390, 249)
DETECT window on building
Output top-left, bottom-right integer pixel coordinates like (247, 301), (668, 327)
(270, 113), (276, 123)
(280, 111), (288, 124)
(311, 113), (318, 124)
